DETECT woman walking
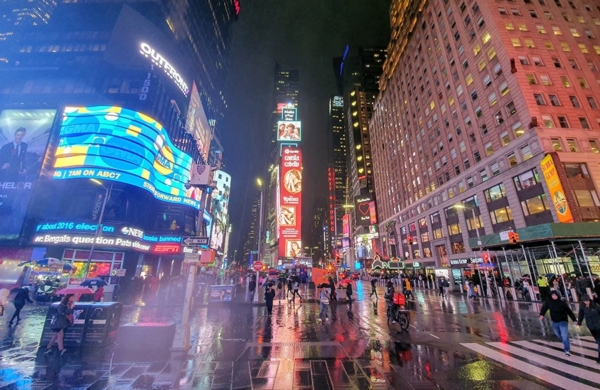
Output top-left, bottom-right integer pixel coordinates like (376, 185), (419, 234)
(264, 284), (275, 315)
(577, 294), (600, 363)
(319, 287), (330, 322)
(45, 294), (74, 355)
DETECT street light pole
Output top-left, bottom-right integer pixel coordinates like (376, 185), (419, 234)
(85, 180), (112, 280)
(254, 178), (264, 303)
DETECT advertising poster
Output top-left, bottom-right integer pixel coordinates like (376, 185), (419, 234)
(276, 121), (301, 141)
(540, 154), (574, 223)
(278, 147), (302, 258)
(52, 106), (200, 209)
(185, 82), (212, 163)
(354, 194), (373, 227)
(209, 285), (234, 302)
(0, 109), (56, 239)
(342, 214), (350, 238)
(209, 170), (231, 253)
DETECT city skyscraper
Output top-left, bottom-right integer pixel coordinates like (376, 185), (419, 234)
(371, 0), (600, 274)
(329, 96), (346, 238)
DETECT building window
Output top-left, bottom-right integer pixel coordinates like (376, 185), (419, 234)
(507, 152), (518, 166)
(500, 131), (511, 146)
(544, 41), (553, 50)
(542, 115), (555, 128)
(506, 101), (516, 116)
(532, 56), (544, 66)
(569, 58), (579, 69)
(513, 122), (525, 137)
(579, 117), (591, 129)
(561, 76), (571, 87)
(534, 93), (546, 105)
(549, 94), (560, 106)
(540, 74), (552, 86)
(493, 64), (503, 77)
(521, 195), (549, 215)
(495, 111), (504, 125)
(526, 74), (538, 84)
(558, 115), (569, 128)
(588, 97), (598, 109)
(511, 38), (522, 47)
(490, 207), (514, 224)
(485, 183), (507, 202)
(589, 140), (600, 153)
(579, 44), (589, 54)
(552, 57), (562, 68)
(551, 138), (564, 151)
(506, 23), (515, 31)
(514, 168), (540, 190)
(491, 162), (500, 176)
(537, 25), (547, 34)
(566, 138), (579, 152)
(480, 169), (488, 182)
(488, 47), (497, 60)
(520, 144), (533, 160)
(485, 142), (494, 156)
(565, 162), (590, 178)
(489, 93), (498, 106)
(578, 77), (589, 88)
(561, 42), (571, 52)
(553, 26), (563, 36)
(474, 151), (481, 162)
(570, 95), (581, 107)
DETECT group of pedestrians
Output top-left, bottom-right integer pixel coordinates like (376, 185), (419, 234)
(539, 291), (600, 363)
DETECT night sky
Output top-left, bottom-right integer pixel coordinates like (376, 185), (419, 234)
(220, 0), (391, 258)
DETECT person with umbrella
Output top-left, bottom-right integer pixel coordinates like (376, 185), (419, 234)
(9, 286), (33, 326)
(264, 282), (275, 315)
(290, 275), (303, 302)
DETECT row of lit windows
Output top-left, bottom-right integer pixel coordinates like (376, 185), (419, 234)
(505, 22), (596, 39)
(511, 37), (600, 55)
(19, 43), (106, 53)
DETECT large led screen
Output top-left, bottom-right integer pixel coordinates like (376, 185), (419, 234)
(210, 170), (230, 253)
(0, 109), (56, 239)
(185, 82), (212, 163)
(52, 106), (200, 209)
(354, 194), (374, 227)
(277, 121), (301, 141)
(278, 146), (302, 258)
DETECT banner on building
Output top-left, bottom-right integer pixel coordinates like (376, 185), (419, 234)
(278, 147), (302, 258)
(540, 154), (573, 223)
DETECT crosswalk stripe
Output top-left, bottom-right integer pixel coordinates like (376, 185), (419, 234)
(461, 343), (599, 390)
(571, 339), (599, 349)
(512, 341), (598, 367)
(531, 340), (598, 358)
(581, 336), (597, 343)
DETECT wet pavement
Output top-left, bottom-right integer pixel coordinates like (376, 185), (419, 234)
(1, 281), (598, 389)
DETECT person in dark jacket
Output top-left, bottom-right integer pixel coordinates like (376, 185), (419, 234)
(577, 294), (600, 363)
(264, 284), (275, 315)
(369, 278), (378, 298)
(346, 282), (353, 302)
(9, 287), (33, 325)
(45, 294), (75, 355)
(539, 290), (577, 356)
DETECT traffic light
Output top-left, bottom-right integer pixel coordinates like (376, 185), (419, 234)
(508, 231), (520, 244)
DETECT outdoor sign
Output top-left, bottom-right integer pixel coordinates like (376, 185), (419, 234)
(278, 147), (302, 258)
(209, 170), (231, 252)
(342, 214), (350, 238)
(208, 285), (234, 302)
(327, 167), (335, 235)
(354, 194), (373, 227)
(281, 108), (297, 121)
(540, 154), (573, 223)
(183, 236), (209, 246)
(139, 42), (189, 96)
(276, 121), (301, 141)
(188, 163), (213, 186)
(185, 82), (212, 162)
(0, 109), (56, 239)
(52, 106), (201, 209)
(253, 261), (263, 271)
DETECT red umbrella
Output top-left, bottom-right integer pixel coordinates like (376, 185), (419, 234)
(56, 286), (95, 301)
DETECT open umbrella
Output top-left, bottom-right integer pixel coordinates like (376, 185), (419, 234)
(19, 258), (75, 273)
(55, 286), (94, 299)
(80, 278), (107, 288)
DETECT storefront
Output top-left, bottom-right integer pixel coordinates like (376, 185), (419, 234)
(0, 247), (45, 289)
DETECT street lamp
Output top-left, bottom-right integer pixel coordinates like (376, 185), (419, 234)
(254, 177), (264, 303)
(85, 179), (113, 279)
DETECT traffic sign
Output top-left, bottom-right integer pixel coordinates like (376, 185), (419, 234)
(182, 236), (209, 246)
(253, 261), (263, 271)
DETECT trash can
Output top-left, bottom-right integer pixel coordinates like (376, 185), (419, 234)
(82, 302), (123, 347)
(40, 302), (123, 348)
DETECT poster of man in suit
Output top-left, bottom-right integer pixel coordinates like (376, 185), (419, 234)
(0, 109), (56, 239)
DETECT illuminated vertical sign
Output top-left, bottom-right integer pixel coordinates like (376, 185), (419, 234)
(327, 167), (336, 237)
(540, 154), (574, 223)
(342, 214), (350, 238)
(278, 147), (302, 258)
(369, 201), (378, 225)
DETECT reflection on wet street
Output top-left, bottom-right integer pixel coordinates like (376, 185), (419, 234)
(1, 281), (596, 389)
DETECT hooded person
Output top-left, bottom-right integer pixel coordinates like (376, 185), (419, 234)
(577, 294), (600, 363)
(539, 290), (577, 356)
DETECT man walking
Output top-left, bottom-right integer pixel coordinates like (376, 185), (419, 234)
(346, 282), (353, 302)
(539, 291), (577, 356)
(9, 287), (33, 325)
(264, 284), (275, 315)
(290, 279), (303, 302)
(369, 278), (378, 299)
(319, 287), (330, 322)
(248, 276), (256, 302)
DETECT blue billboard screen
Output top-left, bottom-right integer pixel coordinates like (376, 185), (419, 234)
(53, 106), (200, 209)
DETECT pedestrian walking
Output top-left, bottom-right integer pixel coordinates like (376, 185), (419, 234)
(346, 282), (353, 302)
(291, 279), (303, 302)
(287, 278), (293, 299)
(539, 291), (577, 356)
(467, 280), (477, 299)
(264, 284), (275, 315)
(370, 278), (378, 298)
(45, 294), (74, 356)
(576, 294), (600, 363)
(0, 288), (9, 316)
(319, 288), (330, 322)
(248, 276), (256, 302)
(276, 279), (283, 301)
(442, 278), (450, 298)
(403, 278), (414, 300)
(9, 287), (33, 325)
(538, 275), (550, 301)
(438, 278), (444, 297)
(328, 277), (337, 301)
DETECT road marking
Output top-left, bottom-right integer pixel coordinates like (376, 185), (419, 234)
(531, 339), (598, 358)
(512, 340), (600, 367)
(428, 333), (439, 339)
(461, 342), (599, 390)
(409, 324), (417, 329)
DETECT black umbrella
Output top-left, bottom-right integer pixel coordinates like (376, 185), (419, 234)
(317, 283), (331, 288)
(80, 278), (107, 288)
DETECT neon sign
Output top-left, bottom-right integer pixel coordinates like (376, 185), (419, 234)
(139, 42), (189, 96)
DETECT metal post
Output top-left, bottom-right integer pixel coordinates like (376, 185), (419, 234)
(579, 240), (595, 286)
(179, 262), (196, 350)
(551, 241), (570, 302)
(85, 184), (112, 279)
(572, 244), (584, 279)
(471, 208), (490, 297)
(254, 185), (264, 303)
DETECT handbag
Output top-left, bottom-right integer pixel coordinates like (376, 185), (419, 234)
(66, 313), (74, 326)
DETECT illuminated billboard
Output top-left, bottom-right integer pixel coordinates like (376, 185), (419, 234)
(0, 109), (56, 239)
(278, 147), (302, 258)
(354, 194), (375, 227)
(210, 170), (231, 253)
(52, 106), (200, 209)
(277, 121), (301, 141)
(185, 82), (212, 163)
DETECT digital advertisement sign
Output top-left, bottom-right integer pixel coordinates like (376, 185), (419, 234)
(278, 147), (302, 258)
(185, 82), (212, 163)
(277, 121), (301, 141)
(52, 106), (200, 209)
(210, 170), (231, 253)
(0, 109), (56, 239)
(540, 154), (574, 223)
(354, 194), (374, 227)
